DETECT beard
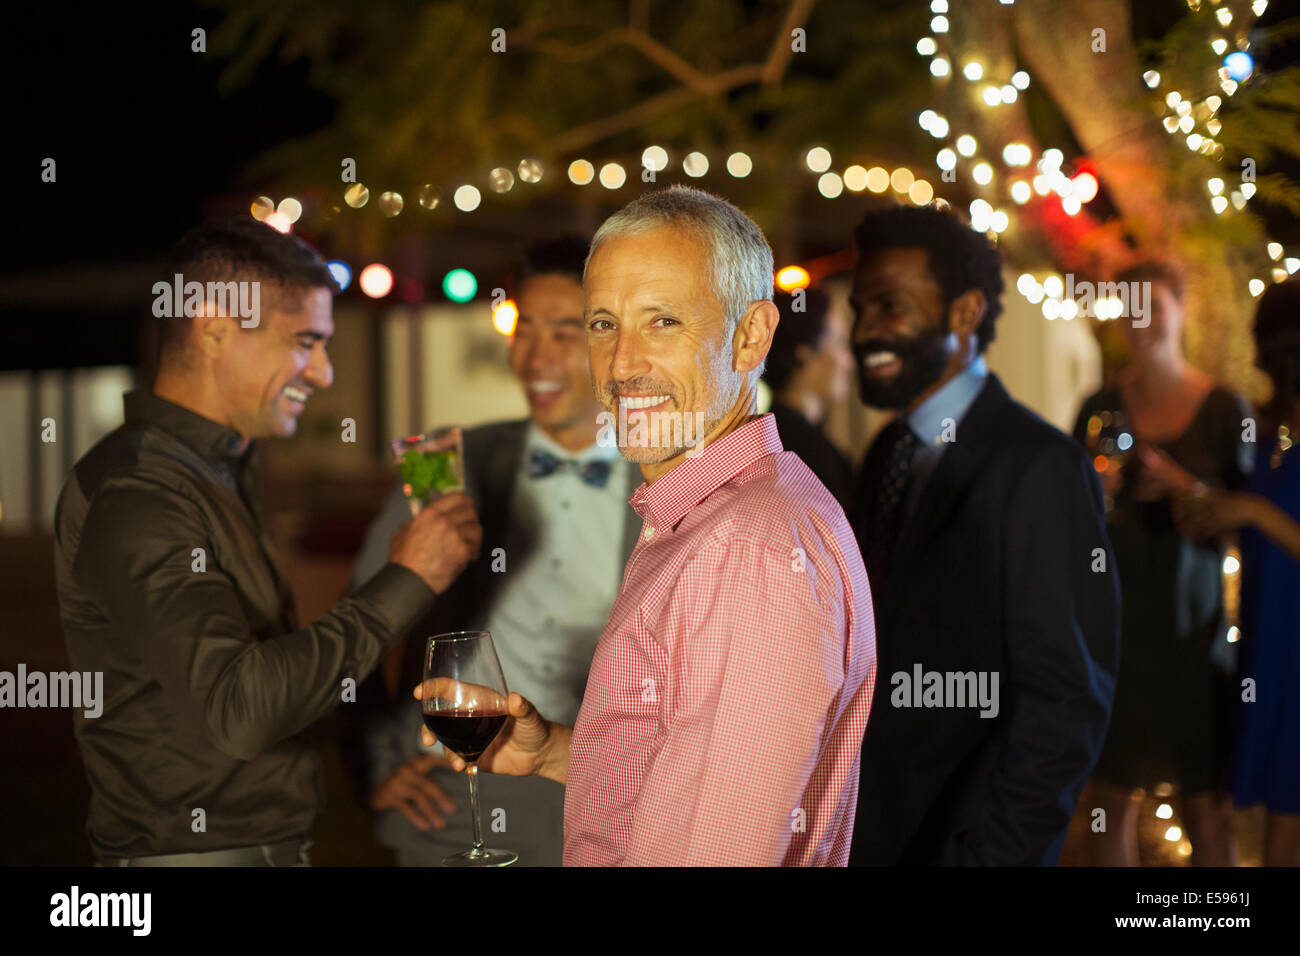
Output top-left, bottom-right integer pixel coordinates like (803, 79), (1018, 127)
(597, 343), (739, 463)
(852, 326), (949, 410)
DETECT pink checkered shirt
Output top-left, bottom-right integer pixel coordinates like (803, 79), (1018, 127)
(563, 413), (877, 866)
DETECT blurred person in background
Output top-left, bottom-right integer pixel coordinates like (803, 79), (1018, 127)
(346, 236), (641, 866)
(1176, 277), (1300, 866)
(848, 204), (1118, 866)
(54, 217), (480, 866)
(1072, 260), (1253, 867)
(763, 287), (855, 510)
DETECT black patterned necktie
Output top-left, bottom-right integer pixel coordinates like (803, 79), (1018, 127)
(862, 420), (919, 587)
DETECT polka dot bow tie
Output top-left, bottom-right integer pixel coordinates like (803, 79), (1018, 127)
(527, 449), (614, 489)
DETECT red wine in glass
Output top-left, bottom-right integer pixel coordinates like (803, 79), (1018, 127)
(422, 709), (508, 763)
(422, 630), (518, 867)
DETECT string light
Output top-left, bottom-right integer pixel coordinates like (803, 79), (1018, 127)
(492, 299), (518, 336)
(805, 147), (832, 173)
(642, 146), (669, 172)
(776, 266), (811, 291)
(890, 167), (915, 193)
(817, 172), (844, 198)
(682, 152), (709, 177)
(726, 152), (753, 178)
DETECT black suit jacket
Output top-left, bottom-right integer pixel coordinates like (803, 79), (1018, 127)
(849, 373), (1120, 866)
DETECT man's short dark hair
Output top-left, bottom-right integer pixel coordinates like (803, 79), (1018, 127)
(1116, 259), (1186, 301)
(764, 287), (832, 393)
(508, 235), (590, 295)
(852, 204), (1004, 353)
(155, 217), (336, 363)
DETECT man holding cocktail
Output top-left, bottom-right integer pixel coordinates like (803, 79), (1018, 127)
(54, 218), (482, 866)
(419, 187), (877, 865)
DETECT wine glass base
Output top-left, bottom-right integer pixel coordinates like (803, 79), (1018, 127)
(441, 847), (518, 867)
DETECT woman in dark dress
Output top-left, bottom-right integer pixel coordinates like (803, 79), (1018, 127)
(1177, 277), (1300, 866)
(1072, 261), (1253, 866)
(764, 287), (855, 510)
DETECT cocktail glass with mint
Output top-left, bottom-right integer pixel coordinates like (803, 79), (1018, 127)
(390, 427), (464, 515)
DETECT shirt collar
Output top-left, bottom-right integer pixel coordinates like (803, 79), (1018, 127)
(630, 413), (783, 533)
(526, 422), (625, 464)
(123, 391), (248, 467)
(906, 356), (988, 446)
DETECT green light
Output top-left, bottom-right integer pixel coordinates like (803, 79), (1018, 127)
(442, 268), (477, 302)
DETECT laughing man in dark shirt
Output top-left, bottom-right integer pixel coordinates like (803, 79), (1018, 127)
(53, 218), (481, 866)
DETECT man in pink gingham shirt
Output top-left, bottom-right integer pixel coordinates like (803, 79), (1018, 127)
(421, 185), (876, 865)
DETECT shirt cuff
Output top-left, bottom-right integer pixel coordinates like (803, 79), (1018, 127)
(353, 562), (436, 638)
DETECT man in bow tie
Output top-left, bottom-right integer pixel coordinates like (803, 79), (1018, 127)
(346, 236), (641, 865)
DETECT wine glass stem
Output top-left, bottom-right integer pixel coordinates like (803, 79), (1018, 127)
(468, 764), (485, 853)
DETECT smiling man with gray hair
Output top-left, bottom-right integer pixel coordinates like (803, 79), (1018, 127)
(419, 185), (878, 866)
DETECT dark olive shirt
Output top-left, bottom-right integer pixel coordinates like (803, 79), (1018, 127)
(53, 391), (433, 860)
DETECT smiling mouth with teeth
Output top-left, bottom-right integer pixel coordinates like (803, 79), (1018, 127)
(620, 395), (671, 410)
(282, 385), (310, 404)
(528, 380), (564, 393)
(863, 352), (899, 368)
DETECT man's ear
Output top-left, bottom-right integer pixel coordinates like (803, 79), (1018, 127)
(947, 288), (987, 343)
(734, 300), (780, 373)
(196, 312), (233, 360)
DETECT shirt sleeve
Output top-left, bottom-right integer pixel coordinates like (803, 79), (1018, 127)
(621, 530), (848, 866)
(75, 476), (435, 762)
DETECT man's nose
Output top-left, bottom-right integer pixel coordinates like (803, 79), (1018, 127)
(608, 329), (649, 381)
(306, 348), (334, 389)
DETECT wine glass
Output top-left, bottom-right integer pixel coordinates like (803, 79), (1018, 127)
(422, 630), (518, 867)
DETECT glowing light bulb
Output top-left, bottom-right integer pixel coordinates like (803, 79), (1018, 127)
(805, 147), (832, 173)
(776, 266), (811, 291)
(568, 160), (595, 185)
(492, 299), (518, 336)
(359, 264), (393, 298)
(642, 146), (668, 172)
(818, 172), (844, 198)
(683, 152), (709, 177)
(599, 163), (626, 189)
(453, 185), (481, 211)
(1072, 172), (1099, 203)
